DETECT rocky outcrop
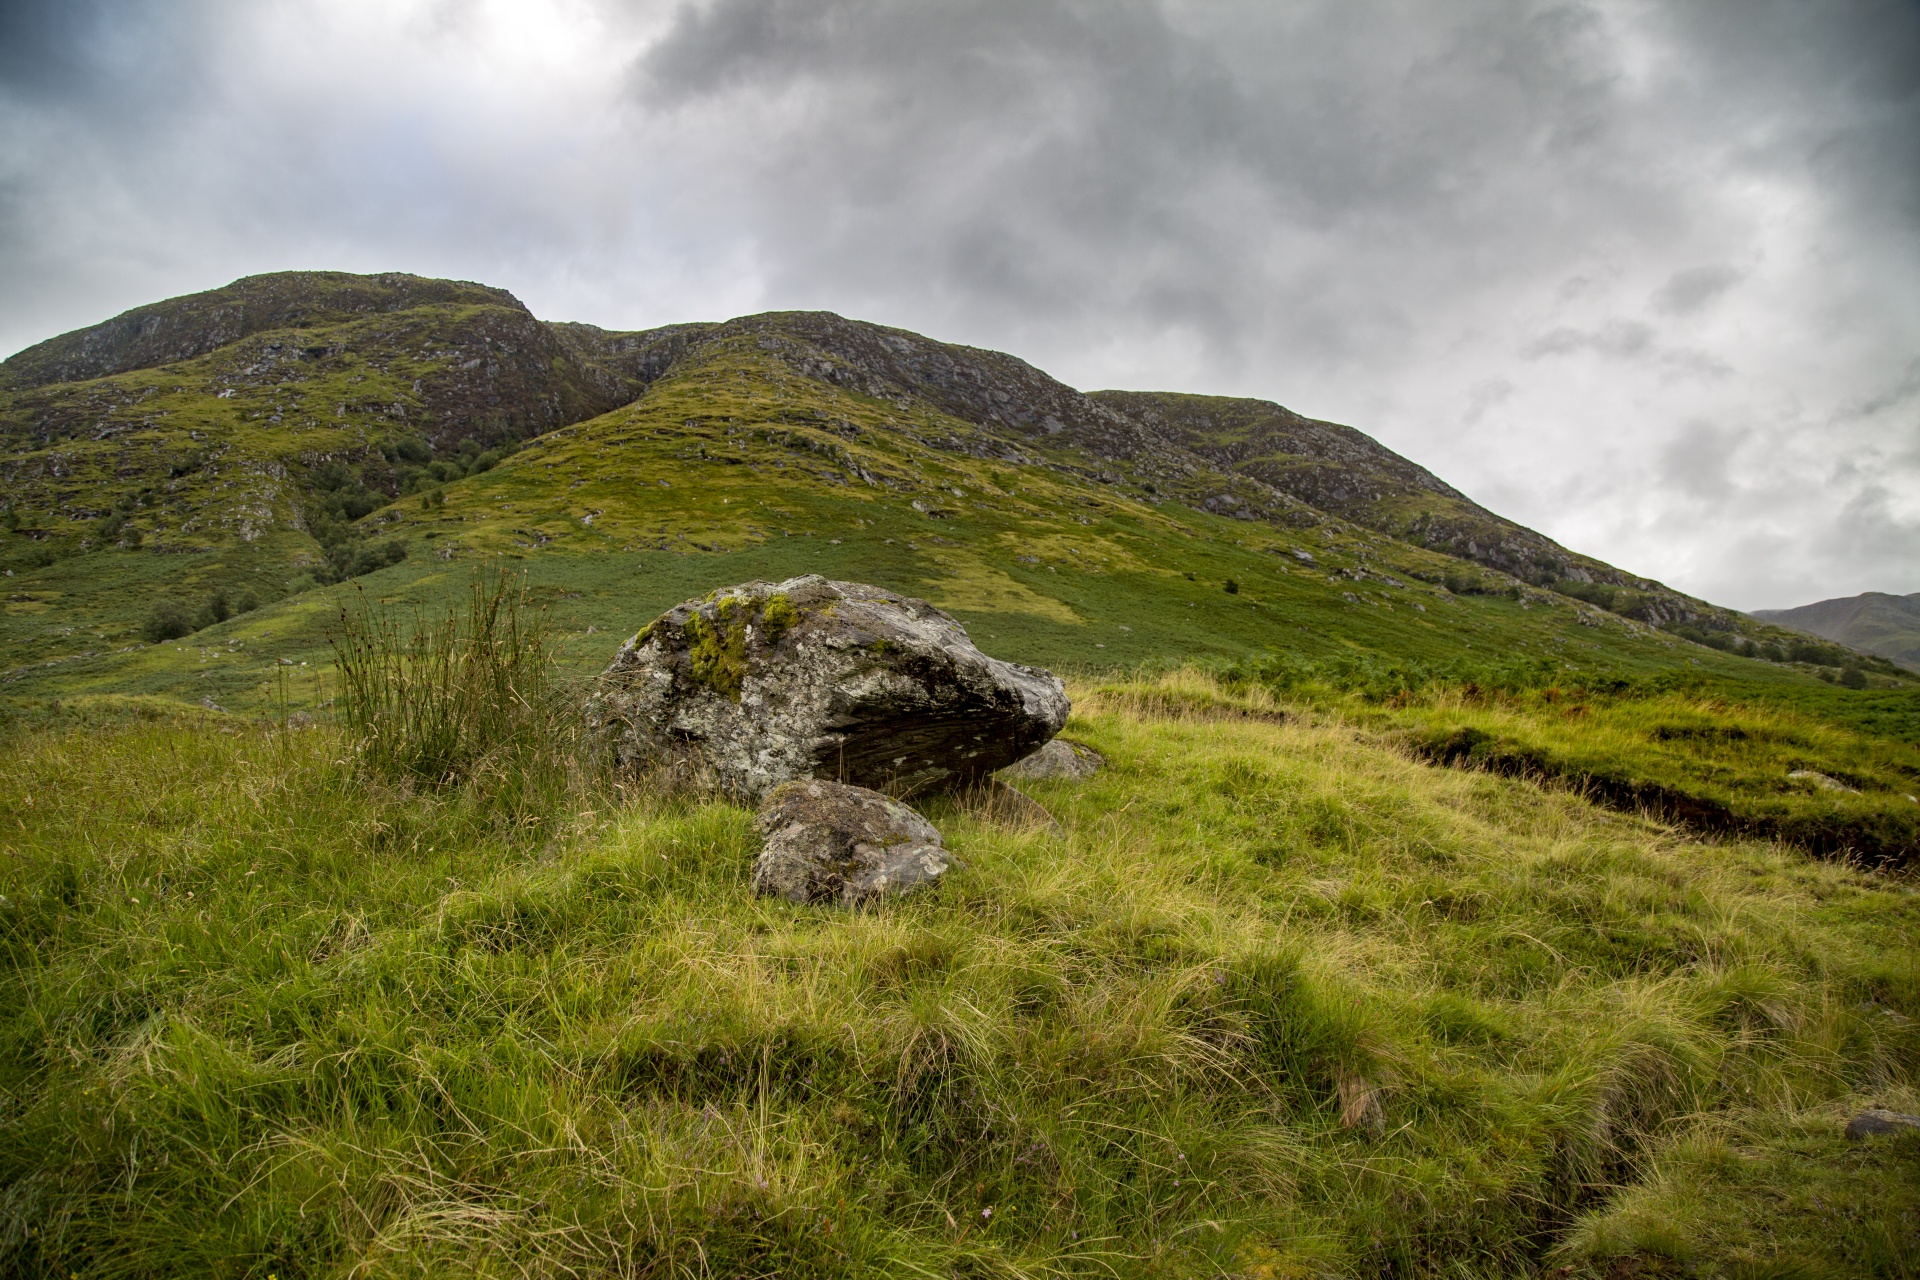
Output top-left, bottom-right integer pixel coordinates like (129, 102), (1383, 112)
(0, 272), (521, 390)
(752, 779), (952, 905)
(1088, 389), (1726, 625)
(588, 575), (1070, 800)
(1000, 739), (1104, 781)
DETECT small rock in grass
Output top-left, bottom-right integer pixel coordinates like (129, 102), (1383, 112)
(1845, 1109), (1920, 1140)
(1788, 769), (1859, 794)
(752, 778), (951, 906)
(955, 776), (1062, 833)
(999, 738), (1103, 782)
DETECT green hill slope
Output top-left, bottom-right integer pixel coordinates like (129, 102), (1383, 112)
(0, 274), (1908, 727)
(1755, 592), (1920, 673)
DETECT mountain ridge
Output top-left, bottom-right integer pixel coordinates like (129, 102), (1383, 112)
(0, 269), (1900, 709)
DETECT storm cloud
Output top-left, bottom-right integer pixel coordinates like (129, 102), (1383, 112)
(2, 0), (1916, 610)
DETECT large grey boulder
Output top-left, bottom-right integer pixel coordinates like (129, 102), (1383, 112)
(588, 575), (1069, 800)
(753, 779), (951, 905)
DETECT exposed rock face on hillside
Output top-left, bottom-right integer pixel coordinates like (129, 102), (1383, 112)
(2, 273), (521, 391)
(588, 575), (1070, 800)
(0, 272), (658, 454)
(671, 311), (1715, 625)
(1089, 390), (1687, 609)
(0, 271), (684, 571)
(713, 311), (1317, 523)
(752, 778), (952, 905)
(1094, 389), (1468, 506)
(547, 320), (718, 413)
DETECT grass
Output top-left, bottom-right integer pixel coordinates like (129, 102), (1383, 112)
(1387, 692), (1920, 867)
(1186, 656), (1920, 868)
(1, 664), (1914, 1277)
(329, 570), (575, 810)
(1558, 1103), (1920, 1277)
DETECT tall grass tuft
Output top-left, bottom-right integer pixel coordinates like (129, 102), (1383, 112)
(329, 568), (583, 812)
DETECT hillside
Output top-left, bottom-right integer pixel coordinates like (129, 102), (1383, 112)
(1756, 592), (1920, 672)
(1092, 391), (1702, 616)
(1, 272), (1894, 710)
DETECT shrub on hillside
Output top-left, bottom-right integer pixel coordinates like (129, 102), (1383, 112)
(1553, 578), (1619, 612)
(323, 536), (407, 583)
(141, 600), (198, 644)
(139, 587), (262, 644)
(1666, 622), (1737, 652)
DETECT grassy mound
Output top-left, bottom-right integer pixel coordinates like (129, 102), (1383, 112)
(1, 670), (1915, 1276)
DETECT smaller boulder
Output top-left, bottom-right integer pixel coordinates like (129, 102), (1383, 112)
(753, 779), (952, 906)
(1845, 1109), (1920, 1140)
(1000, 738), (1103, 782)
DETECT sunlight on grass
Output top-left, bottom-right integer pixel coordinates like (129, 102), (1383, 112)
(0, 673), (1914, 1276)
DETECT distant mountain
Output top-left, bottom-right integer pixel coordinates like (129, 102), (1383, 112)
(0, 270), (1881, 706)
(1753, 593), (1920, 672)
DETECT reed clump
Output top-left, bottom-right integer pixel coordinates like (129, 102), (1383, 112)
(328, 568), (585, 813)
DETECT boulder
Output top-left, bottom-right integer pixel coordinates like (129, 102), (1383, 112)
(753, 779), (951, 905)
(1845, 1109), (1920, 1139)
(588, 575), (1069, 800)
(999, 738), (1104, 782)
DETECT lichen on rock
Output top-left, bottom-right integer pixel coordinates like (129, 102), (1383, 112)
(588, 575), (1070, 800)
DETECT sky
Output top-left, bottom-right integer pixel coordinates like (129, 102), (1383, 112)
(1, 0), (1916, 611)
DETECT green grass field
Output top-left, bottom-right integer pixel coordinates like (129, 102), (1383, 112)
(2, 666), (1915, 1277)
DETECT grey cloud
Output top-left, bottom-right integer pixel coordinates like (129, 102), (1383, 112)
(1843, 357), (1920, 422)
(1653, 264), (1743, 315)
(0, 0), (222, 114)
(1462, 378), (1514, 425)
(1659, 420), (1747, 501)
(625, 0), (1664, 369)
(1521, 320), (1655, 360)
